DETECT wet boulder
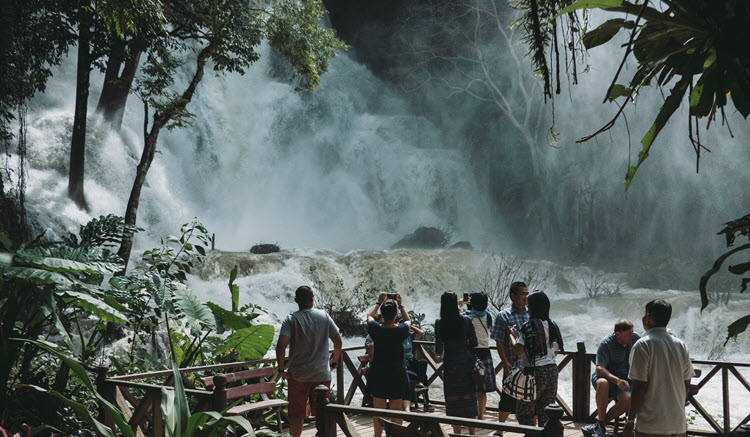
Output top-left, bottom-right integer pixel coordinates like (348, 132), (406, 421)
(392, 227), (449, 249)
(250, 243), (280, 254)
(449, 241), (472, 250)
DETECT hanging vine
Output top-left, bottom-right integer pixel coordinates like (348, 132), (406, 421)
(514, 0), (750, 189)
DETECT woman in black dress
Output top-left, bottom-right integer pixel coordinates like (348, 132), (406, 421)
(435, 292), (478, 435)
(366, 292), (411, 437)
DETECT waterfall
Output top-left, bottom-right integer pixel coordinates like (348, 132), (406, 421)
(21, 45), (495, 252)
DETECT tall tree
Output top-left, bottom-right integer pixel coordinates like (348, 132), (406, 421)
(95, 1), (164, 129)
(116, 0), (347, 269)
(67, 0), (165, 210)
(95, 40), (142, 129)
(68, 2), (94, 210)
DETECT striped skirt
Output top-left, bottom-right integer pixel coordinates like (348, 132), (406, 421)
(474, 348), (498, 393)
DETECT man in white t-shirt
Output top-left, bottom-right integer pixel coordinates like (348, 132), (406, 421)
(625, 299), (693, 437)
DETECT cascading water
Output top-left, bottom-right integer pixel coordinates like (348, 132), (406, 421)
(9, 20), (749, 430)
(22, 45), (495, 251)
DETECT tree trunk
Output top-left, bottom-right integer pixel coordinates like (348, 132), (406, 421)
(116, 44), (213, 271)
(116, 130), (158, 272)
(68, 6), (92, 211)
(96, 44), (141, 130)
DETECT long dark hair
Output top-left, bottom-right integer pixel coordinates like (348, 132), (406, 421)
(439, 292), (464, 340)
(527, 291), (550, 320)
(527, 291), (561, 346)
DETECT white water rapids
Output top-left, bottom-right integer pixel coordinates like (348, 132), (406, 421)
(5, 20), (748, 433)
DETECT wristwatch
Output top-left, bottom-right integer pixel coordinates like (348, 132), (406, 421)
(398, 304), (404, 309)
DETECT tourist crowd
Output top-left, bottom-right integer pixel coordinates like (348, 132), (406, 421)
(275, 284), (693, 437)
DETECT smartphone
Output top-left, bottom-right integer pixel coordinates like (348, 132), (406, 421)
(387, 293), (397, 300)
(463, 292), (469, 302)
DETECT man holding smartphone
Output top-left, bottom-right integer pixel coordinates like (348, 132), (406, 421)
(276, 286), (342, 437)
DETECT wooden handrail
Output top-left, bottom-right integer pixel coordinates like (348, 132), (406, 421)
(97, 340), (750, 437)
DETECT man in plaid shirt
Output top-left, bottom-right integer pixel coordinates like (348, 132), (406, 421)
(490, 281), (530, 433)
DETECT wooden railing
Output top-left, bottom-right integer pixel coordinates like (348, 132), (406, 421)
(95, 342), (750, 436)
(313, 384), (563, 437)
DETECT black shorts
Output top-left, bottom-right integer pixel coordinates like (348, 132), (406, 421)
(498, 389), (517, 413)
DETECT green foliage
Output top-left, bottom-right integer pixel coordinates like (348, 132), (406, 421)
(134, 0), (347, 131)
(0, 0), (76, 141)
(520, 0), (750, 188)
(17, 341), (255, 437)
(15, 339), (135, 437)
(214, 325), (275, 361)
(266, 0), (348, 91)
(64, 214), (143, 249)
(699, 213), (750, 344)
(1, 216), (278, 431)
(229, 265), (240, 312)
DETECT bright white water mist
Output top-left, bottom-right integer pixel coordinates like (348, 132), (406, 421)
(13, 27), (749, 430)
(23, 45), (494, 251)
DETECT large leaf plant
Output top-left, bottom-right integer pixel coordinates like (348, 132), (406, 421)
(699, 213), (750, 344)
(15, 339), (256, 437)
(109, 220), (275, 369)
(514, 0), (749, 188)
(0, 216), (132, 413)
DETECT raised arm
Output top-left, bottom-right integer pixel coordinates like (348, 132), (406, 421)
(367, 292), (387, 322)
(397, 293), (411, 327)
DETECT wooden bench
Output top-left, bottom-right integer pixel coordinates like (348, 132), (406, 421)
(202, 367), (288, 433)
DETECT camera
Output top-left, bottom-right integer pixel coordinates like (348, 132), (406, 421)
(463, 292), (469, 302)
(387, 293), (397, 300)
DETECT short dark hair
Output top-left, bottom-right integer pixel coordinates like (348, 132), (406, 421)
(470, 292), (489, 311)
(381, 301), (398, 321)
(645, 299), (672, 327)
(614, 319), (634, 332)
(295, 286), (314, 306)
(510, 281), (528, 298)
(527, 291), (550, 320)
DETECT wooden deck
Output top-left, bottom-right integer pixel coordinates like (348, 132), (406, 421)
(299, 404), (588, 437)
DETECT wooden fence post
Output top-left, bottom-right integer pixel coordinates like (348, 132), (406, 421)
(212, 374), (228, 411)
(315, 384), (335, 437)
(95, 365), (115, 429)
(543, 405), (565, 437)
(572, 342), (591, 422)
(152, 388), (164, 437)
(337, 352), (345, 404)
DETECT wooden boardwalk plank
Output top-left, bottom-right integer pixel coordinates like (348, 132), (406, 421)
(299, 405), (586, 437)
